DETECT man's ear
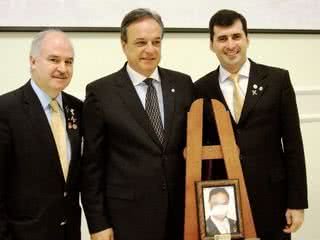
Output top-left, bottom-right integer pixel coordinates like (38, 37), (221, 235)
(209, 40), (215, 53)
(29, 56), (36, 69)
(121, 40), (127, 52)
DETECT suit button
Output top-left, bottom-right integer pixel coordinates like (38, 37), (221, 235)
(64, 192), (68, 197)
(60, 220), (67, 226)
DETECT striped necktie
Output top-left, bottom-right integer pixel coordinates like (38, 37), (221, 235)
(144, 78), (165, 144)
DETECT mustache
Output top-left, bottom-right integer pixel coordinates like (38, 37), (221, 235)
(53, 73), (69, 79)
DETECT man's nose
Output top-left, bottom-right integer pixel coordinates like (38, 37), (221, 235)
(226, 38), (236, 49)
(57, 62), (67, 72)
(145, 42), (155, 52)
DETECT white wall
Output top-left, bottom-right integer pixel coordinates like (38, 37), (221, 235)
(0, 31), (319, 240)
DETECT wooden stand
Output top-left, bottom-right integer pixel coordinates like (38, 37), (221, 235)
(184, 99), (258, 240)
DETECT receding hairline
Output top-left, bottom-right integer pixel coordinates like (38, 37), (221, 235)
(30, 29), (74, 57)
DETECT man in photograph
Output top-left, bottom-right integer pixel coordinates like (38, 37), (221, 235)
(206, 187), (238, 236)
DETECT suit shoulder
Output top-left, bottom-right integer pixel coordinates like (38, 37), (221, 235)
(195, 70), (217, 87)
(0, 86), (24, 110)
(160, 67), (192, 80)
(254, 62), (288, 74)
(62, 92), (83, 106)
(87, 70), (122, 91)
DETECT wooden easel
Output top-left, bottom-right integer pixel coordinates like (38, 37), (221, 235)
(184, 99), (258, 240)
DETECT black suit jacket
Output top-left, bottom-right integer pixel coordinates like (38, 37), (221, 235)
(81, 64), (194, 240)
(194, 60), (308, 235)
(0, 81), (82, 240)
(206, 217), (238, 236)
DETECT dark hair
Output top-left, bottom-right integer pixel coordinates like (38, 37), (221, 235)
(209, 187), (229, 201)
(209, 9), (248, 41)
(120, 8), (164, 42)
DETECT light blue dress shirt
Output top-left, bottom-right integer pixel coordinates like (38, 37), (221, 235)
(30, 80), (71, 162)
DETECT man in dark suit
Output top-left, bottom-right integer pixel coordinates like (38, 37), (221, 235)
(206, 188), (238, 236)
(0, 29), (82, 240)
(81, 8), (194, 240)
(194, 9), (308, 240)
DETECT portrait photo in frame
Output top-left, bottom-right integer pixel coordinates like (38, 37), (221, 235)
(196, 179), (244, 240)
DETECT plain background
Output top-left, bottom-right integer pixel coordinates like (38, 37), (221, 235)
(0, 31), (319, 240)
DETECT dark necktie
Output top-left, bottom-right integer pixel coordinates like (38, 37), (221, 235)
(144, 78), (165, 144)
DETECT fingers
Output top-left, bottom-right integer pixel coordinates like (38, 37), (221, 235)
(283, 209), (304, 233)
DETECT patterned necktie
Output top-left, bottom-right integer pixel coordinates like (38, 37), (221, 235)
(144, 78), (165, 144)
(230, 73), (244, 123)
(50, 100), (69, 181)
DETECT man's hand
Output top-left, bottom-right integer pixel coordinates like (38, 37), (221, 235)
(283, 209), (304, 233)
(91, 228), (114, 240)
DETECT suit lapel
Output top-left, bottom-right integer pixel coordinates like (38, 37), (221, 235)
(22, 81), (65, 181)
(115, 66), (163, 148)
(63, 94), (80, 184)
(159, 68), (175, 149)
(239, 61), (268, 124)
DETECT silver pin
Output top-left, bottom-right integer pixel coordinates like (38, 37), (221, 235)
(259, 86), (263, 91)
(171, 88), (175, 93)
(253, 84), (258, 89)
(252, 90), (257, 96)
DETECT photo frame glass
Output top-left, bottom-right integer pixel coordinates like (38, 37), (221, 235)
(196, 179), (243, 240)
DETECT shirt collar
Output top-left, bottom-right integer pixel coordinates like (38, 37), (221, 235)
(126, 63), (160, 86)
(30, 79), (63, 111)
(219, 58), (251, 83)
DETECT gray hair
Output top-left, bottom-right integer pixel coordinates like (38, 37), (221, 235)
(120, 8), (164, 42)
(30, 29), (73, 57)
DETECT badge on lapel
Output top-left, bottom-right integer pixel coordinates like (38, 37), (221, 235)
(65, 105), (78, 130)
(252, 84), (263, 96)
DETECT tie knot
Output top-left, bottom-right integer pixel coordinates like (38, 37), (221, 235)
(50, 99), (60, 112)
(229, 73), (239, 83)
(144, 78), (153, 86)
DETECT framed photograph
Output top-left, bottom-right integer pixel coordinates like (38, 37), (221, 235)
(196, 179), (243, 240)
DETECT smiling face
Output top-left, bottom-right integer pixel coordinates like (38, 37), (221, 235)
(121, 17), (162, 77)
(30, 31), (74, 98)
(210, 19), (249, 73)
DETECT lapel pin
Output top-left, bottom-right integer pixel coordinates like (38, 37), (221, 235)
(171, 88), (175, 93)
(252, 90), (257, 96)
(259, 86), (263, 91)
(253, 84), (258, 89)
(72, 124), (78, 130)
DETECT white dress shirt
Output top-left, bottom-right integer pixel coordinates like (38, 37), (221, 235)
(211, 216), (231, 234)
(219, 59), (251, 120)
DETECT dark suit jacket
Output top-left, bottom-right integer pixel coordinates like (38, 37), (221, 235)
(0, 81), (82, 240)
(206, 217), (238, 236)
(194, 60), (308, 236)
(81, 64), (194, 240)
